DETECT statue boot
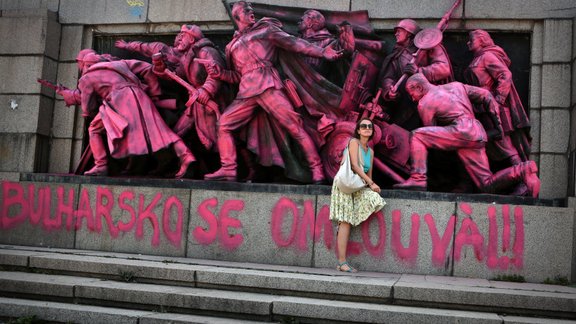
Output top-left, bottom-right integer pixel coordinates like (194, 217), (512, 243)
(299, 137), (325, 184)
(84, 134), (108, 176)
(205, 132), (237, 181)
(483, 161), (540, 198)
(310, 163), (325, 185)
(393, 173), (427, 191)
(174, 140), (195, 179)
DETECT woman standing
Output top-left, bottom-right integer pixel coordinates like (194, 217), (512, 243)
(330, 118), (386, 272)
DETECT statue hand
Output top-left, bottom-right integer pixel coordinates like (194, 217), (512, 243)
(403, 62), (418, 76)
(386, 88), (398, 100)
(115, 39), (128, 49)
(206, 63), (222, 79)
(322, 43), (344, 61)
(196, 88), (211, 105)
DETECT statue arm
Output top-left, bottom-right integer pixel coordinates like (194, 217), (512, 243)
(419, 46), (451, 83)
(197, 47), (224, 96)
(78, 78), (97, 118)
(418, 103), (435, 126)
(270, 28), (324, 58)
(125, 59), (162, 97)
(59, 88), (81, 106)
(116, 40), (170, 58)
(484, 52), (513, 104)
(465, 84), (503, 136)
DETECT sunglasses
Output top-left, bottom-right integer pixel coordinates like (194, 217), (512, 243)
(359, 123), (373, 130)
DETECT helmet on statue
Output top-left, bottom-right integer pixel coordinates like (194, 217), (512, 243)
(394, 19), (421, 35)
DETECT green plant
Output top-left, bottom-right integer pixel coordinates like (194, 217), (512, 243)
(543, 275), (570, 286)
(118, 270), (136, 282)
(492, 274), (526, 283)
(6, 315), (45, 324)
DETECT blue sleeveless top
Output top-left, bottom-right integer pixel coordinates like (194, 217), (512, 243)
(360, 146), (371, 173)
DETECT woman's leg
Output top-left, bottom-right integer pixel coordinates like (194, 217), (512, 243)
(336, 222), (356, 272)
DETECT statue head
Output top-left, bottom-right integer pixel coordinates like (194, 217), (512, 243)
(405, 73), (431, 102)
(468, 29), (495, 52)
(394, 19), (420, 46)
(299, 9), (326, 33)
(231, 1), (255, 30)
(395, 19), (420, 35)
(176, 24), (204, 52)
(75, 49), (99, 72)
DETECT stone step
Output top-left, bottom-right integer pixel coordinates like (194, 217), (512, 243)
(1, 245), (575, 322)
(0, 297), (272, 324)
(0, 273), (557, 324)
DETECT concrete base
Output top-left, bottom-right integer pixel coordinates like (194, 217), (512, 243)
(0, 175), (573, 283)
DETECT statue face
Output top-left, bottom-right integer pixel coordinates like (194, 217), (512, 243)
(236, 4), (256, 26)
(394, 27), (411, 46)
(174, 33), (183, 48)
(176, 32), (192, 52)
(406, 84), (424, 102)
(298, 13), (312, 32)
(467, 35), (482, 52)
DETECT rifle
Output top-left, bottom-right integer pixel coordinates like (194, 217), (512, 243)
(151, 53), (220, 118)
(390, 0), (462, 93)
(37, 78), (68, 93)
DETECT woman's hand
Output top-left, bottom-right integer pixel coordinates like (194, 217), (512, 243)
(368, 182), (381, 193)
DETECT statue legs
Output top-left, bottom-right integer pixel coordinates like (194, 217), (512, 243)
(84, 116), (108, 176)
(205, 89), (324, 183)
(173, 139), (195, 179)
(393, 126), (540, 197)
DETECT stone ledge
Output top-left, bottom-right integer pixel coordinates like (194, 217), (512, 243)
(18, 173), (559, 206)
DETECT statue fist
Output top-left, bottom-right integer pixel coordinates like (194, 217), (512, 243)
(385, 88), (399, 101)
(115, 40), (128, 49)
(322, 44), (344, 61)
(206, 63), (222, 78)
(403, 62), (418, 76)
(196, 88), (211, 105)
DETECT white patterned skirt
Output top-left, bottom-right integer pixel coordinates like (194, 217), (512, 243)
(329, 182), (386, 226)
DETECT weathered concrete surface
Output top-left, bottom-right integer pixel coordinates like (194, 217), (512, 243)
(273, 296), (502, 324)
(28, 253), (197, 283)
(195, 266), (397, 299)
(393, 274), (576, 314)
(0, 297), (151, 324)
(1, 245), (575, 322)
(314, 197), (456, 276)
(0, 181), (78, 248)
(452, 202), (574, 283)
(75, 184), (191, 257)
(187, 189), (316, 267)
(59, 0), (148, 24)
(1, 179), (573, 283)
(76, 280), (275, 316)
(0, 271), (99, 297)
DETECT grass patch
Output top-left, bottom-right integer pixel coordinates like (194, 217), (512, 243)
(543, 275), (570, 286)
(118, 270), (136, 282)
(492, 274), (526, 283)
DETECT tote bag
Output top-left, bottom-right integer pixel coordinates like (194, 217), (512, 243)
(333, 142), (366, 194)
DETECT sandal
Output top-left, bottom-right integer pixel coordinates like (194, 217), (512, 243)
(336, 261), (358, 273)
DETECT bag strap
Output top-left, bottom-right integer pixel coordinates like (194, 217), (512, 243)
(346, 138), (365, 171)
